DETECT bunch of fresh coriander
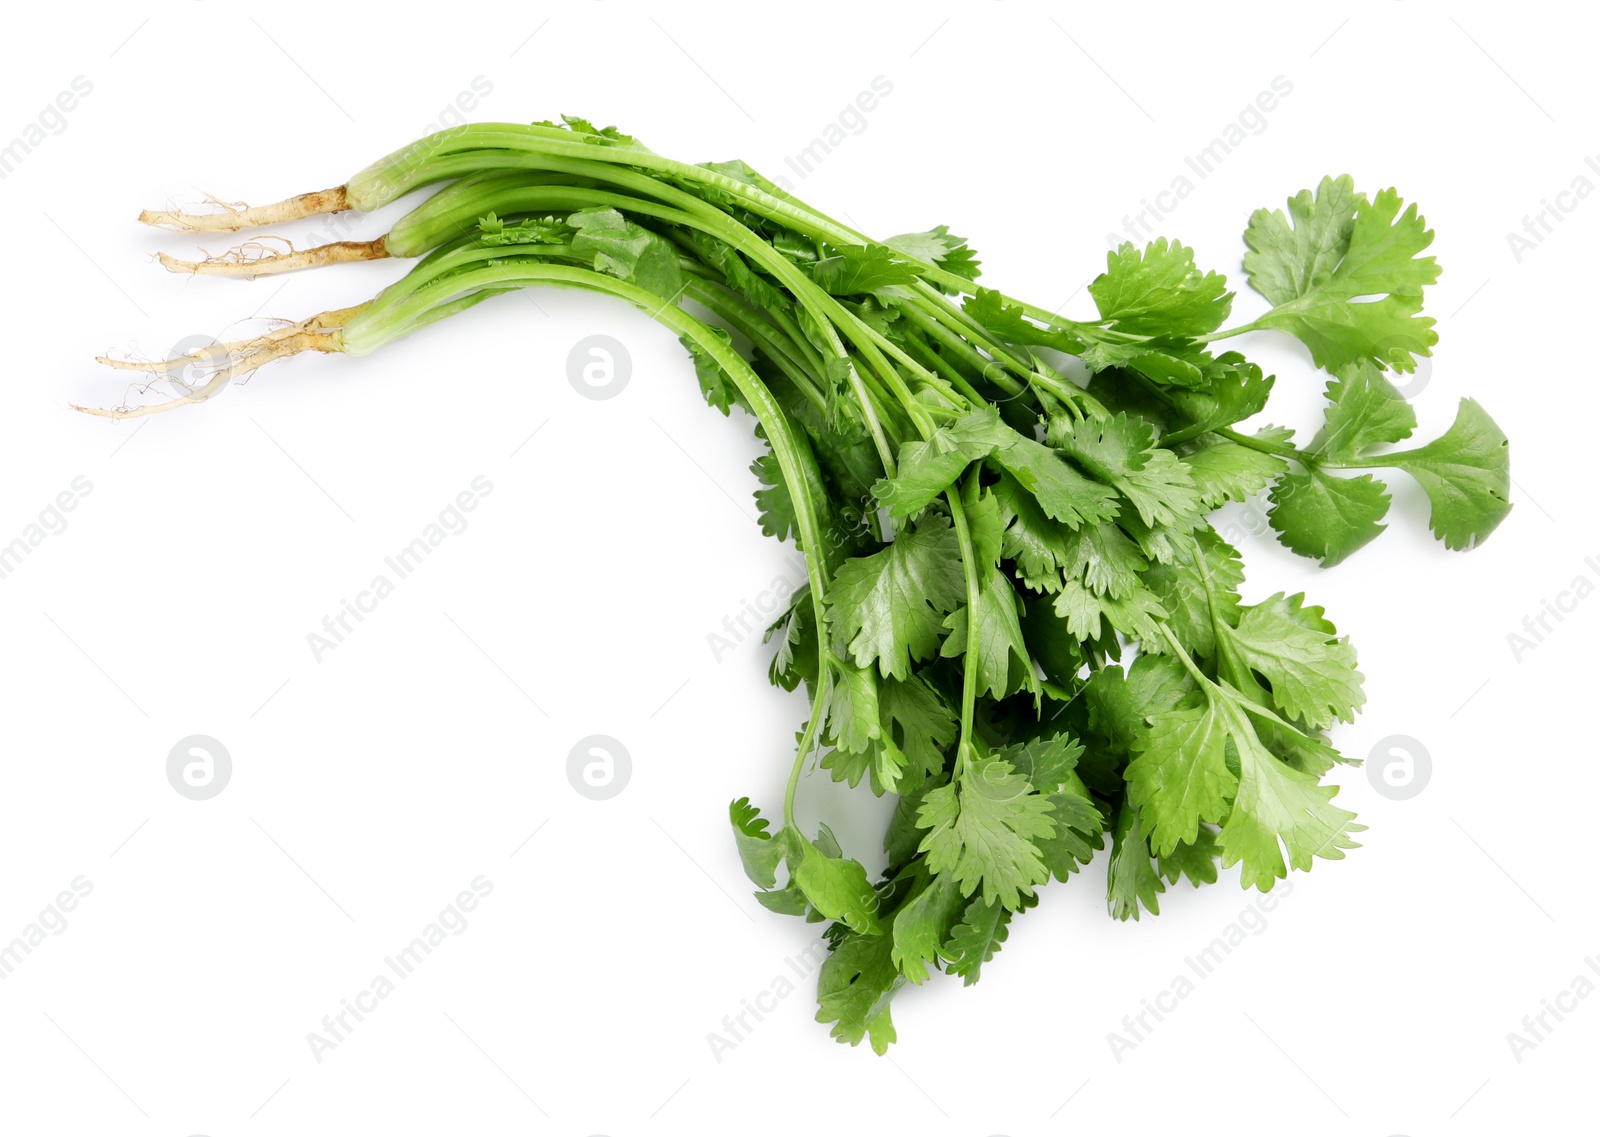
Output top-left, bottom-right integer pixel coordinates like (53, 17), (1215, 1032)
(98, 118), (1510, 1053)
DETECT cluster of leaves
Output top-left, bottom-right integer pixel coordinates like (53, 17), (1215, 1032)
(706, 175), (1507, 1051)
(231, 120), (1512, 1052)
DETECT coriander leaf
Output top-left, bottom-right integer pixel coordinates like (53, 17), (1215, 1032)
(943, 893), (1032, 985)
(1125, 701), (1236, 857)
(680, 329), (743, 416)
(1267, 467), (1390, 566)
(1384, 398), (1512, 550)
(828, 516), (967, 679)
(792, 832), (884, 934)
(1213, 694), (1363, 890)
(826, 659), (883, 755)
(816, 928), (901, 1053)
(1159, 829), (1221, 887)
(963, 288), (1086, 354)
(883, 225), (982, 282)
(1244, 177), (1441, 373)
(987, 435), (1123, 529)
(940, 574), (1040, 702)
(1020, 598), (1095, 696)
(750, 450), (798, 540)
(872, 409), (1013, 520)
(766, 588), (818, 693)
(729, 797), (788, 890)
(890, 870), (966, 984)
(1085, 653), (1198, 760)
(476, 211), (569, 246)
(1222, 592), (1365, 729)
(1107, 800), (1165, 920)
(1004, 735), (1104, 881)
(1180, 430), (1291, 508)
(1158, 354), (1276, 440)
(1052, 576), (1167, 643)
(754, 885), (811, 916)
(1242, 174), (1358, 305)
(885, 773), (943, 867)
(1060, 522), (1149, 599)
(1001, 732), (1085, 796)
(1312, 360), (1416, 459)
(993, 472), (1076, 592)
(917, 751), (1055, 910)
(1053, 413), (1202, 528)
(1090, 238), (1233, 337)
(1141, 528), (1244, 657)
(804, 245), (924, 296)
(879, 676), (957, 783)
(569, 207), (684, 300)
(558, 113), (634, 144)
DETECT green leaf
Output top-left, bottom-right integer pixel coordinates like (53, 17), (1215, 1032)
(1180, 431), (1290, 508)
(804, 245), (924, 296)
(890, 871), (966, 983)
(750, 450), (798, 541)
(1090, 238), (1233, 337)
(1244, 177), (1441, 373)
(1052, 577), (1167, 642)
(729, 797), (788, 890)
(993, 472), (1073, 592)
(917, 751), (1055, 910)
(1060, 522), (1149, 599)
(881, 410), (1121, 532)
(1107, 799), (1165, 920)
(1053, 413), (1202, 528)
(680, 329), (743, 416)
(826, 659), (882, 755)
(816, 927), (902, 1053)
(1222, 592), (1365, 729)
(1311, 360), (1416, 459)
(1125, 701), (1236, 857)
(569, 207), (684, 300)
(988, 434), (1123, 529)
(792, 832), (883, 934)
(963, 287), (1085, 353)
(1267, 467), (1390, 566)
(1159, 829), (1221, 887)
(1385, 399), (1512, 550)
(878, 676), (957, 783)
(872, 409), (1014, 520)
(557, 113), (634, 144)
(943, 893), (1031, 984)
(1002, 734), (1104, 881)
(765, 588), (818, 693)
(1085, 654), (1198, 760)
(939, 573), (1040, 702)
(1141, 528), (1244, 657)
(883, 225), (981, 282)
(476, 212), (569, 246)
(828, 516), (967, 679)
(1213, 695), (1363, 891)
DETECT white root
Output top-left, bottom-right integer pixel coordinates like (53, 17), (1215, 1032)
(139, 186), (351, 233)
(157, 236), (389, 277)
(81, 306), (367, 420)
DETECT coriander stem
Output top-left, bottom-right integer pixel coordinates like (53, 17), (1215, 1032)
(946, 479), (984, 772)
(783, 681), (830, 827)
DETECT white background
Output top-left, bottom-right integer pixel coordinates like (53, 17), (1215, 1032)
(0, 2), (1593, 1134)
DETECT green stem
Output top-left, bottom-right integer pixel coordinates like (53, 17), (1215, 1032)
(946, 479), (984, 773)
(784, 681), (831, 828)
